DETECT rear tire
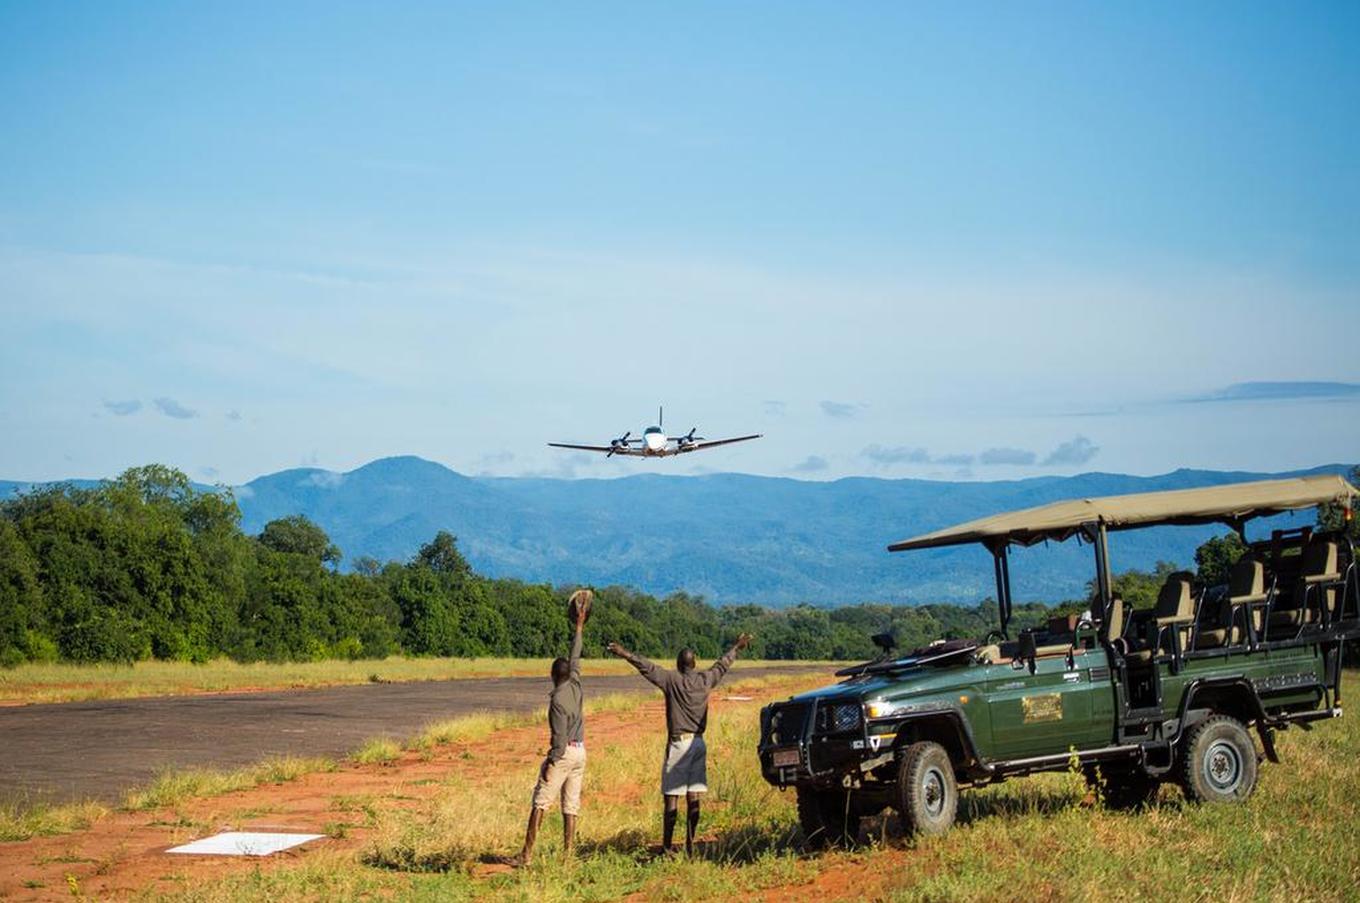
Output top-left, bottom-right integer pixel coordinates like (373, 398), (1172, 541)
(894, 741), (958, 836)
(796, 786), (860, 849)
(1180, 715), (1258, 804)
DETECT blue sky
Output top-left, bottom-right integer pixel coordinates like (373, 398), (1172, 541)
(1, 1), (1357, 484)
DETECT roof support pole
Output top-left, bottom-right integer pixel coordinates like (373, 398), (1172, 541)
(991, 543), (1013, 639)
(1091, 521), (1113, 626)
(1000, 544), (1013, 638)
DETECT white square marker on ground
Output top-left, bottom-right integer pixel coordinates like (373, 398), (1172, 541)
(166, 832), (324, 857)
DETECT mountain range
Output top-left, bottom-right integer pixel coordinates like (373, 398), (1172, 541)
(4, 458), (1351, 606)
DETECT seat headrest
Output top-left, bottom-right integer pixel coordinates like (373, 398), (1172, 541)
(1229, 557), (1264, 598)
(1156, 574), (1193, 619)
(1105, 595), (1124, 639)
(1301, 539), (1338, 577)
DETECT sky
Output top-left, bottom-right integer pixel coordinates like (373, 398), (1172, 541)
(1, 1), (1357, 485)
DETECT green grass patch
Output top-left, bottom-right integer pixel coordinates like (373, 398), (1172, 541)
(123, 756), (335, 811)
(350, 737), (402, 765)
(0, 799), (108, 842)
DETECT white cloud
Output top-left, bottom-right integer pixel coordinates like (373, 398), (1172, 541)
(792, 454), (829, 472)
(979, 447), (1037, 466)
(1042, 436), (1100, 467)
(153, 397), (197, 419)
(820, 400), (861, 419)
(103, 399), (142, 416)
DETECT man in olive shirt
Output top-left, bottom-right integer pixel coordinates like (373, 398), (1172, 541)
(608, 633), (752, 856)
(515, 597), (589, 866)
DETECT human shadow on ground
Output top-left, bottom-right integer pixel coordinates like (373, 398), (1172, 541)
(573, 820), (804, 866)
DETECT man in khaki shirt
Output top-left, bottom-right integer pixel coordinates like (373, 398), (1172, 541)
(515, 594), (589, 865)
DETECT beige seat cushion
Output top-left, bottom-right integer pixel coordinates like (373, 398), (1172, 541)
(1104, 596), (1125, 639)
(1194, 626), (1242, 648)
(1228, 558), (1266, 606)
(1155, 573), (1195, 623)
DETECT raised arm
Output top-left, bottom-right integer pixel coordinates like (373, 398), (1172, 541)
(704, 633), (752, 689)
(569, 604), (586, 680)
(607, 641), (666, 688)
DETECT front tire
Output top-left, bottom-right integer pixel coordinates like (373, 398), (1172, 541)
(894, 741), (958, 836)
(796, 786), (860, 849)
(1180, 715), (1258, 804)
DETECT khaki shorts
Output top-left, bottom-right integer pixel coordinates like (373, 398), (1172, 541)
(662, 734), (707, 796)
(531, 744), (586, 815)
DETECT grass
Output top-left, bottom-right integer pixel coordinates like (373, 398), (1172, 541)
(137, 673), (1360, 903)
(0, 799), (108, 842)
(350, 738), (403, 765)
(408, 690), (655, 752)
(122, 757), (336, 811)
(0, 656), (824, 705)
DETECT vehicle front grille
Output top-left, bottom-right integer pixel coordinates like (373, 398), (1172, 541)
(815, 701), (863, 734)
(768, 702), (811, 745)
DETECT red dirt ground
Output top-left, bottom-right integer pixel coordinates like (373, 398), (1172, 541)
(0, 681), (821, 902)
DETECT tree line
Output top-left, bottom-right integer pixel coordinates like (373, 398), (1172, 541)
(2, 464), (1351, 668)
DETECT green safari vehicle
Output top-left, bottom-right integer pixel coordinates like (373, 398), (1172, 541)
(757, 475), (1359, 845)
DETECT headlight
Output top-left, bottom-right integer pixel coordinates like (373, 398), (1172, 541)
(866, 698), (911, 719)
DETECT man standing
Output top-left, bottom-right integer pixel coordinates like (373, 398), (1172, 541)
(515, 591), (590, 866)
(608, 633), (753, 856)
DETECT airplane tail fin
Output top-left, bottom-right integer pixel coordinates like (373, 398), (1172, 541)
(659, 405), (663, 428)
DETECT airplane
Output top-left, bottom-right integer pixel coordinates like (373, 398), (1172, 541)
(549, 407), (762, 458)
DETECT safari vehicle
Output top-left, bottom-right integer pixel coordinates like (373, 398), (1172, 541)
(757, 475), (1359, 845)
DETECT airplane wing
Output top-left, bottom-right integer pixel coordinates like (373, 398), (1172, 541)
(547, 442), (647, 456)
(547, 443), (616, 453)
(681, 434), (763, 452)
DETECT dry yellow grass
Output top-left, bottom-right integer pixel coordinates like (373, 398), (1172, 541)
(0, 656), (825, 705)
(123, 757), (337, 811)
(0, 798), (109, 842)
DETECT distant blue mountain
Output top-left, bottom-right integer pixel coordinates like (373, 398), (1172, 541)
(3, 459), (1351, 606)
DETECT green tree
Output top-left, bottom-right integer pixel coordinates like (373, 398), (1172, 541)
(414, 531), (471, 580)
(1195, 533), (1248, 586)
(259, 516), (341, 565)
(390, 567), (457, 655)
(0, 521), (45, 666)
(1318, 465), (1360, 542)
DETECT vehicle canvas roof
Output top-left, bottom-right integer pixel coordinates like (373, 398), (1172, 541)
(888, 474), (1358, 552)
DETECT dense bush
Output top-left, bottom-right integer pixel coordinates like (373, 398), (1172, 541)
(6, 463), (1320, 667)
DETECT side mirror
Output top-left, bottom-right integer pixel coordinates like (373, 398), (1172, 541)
(1016, 632), (1038, 674)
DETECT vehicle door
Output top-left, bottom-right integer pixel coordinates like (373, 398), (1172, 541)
(983, 641), (1115, 760)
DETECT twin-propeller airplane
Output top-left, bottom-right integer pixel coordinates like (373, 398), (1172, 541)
(549, 408), (761, 458)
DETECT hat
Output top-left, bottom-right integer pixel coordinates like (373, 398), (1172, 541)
(567, 588), (593, 625)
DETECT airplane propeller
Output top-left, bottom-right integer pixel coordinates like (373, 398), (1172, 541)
(607, 431), (631, 457)
(679, 427), (703, 446)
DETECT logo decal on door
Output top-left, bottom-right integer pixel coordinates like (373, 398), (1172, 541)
(1022, 693), (1064, 723)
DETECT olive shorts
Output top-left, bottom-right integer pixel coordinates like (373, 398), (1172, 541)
(531, 744), (586, 815)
